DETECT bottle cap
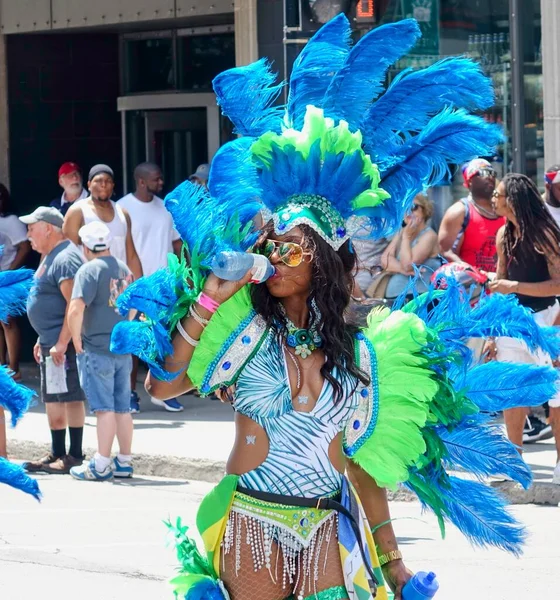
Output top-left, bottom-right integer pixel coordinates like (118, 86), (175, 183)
(411, 571), (439, 596)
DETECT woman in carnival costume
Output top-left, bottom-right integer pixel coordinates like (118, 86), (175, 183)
(111, 15), (560, 600)
(0, 258), (40, 500)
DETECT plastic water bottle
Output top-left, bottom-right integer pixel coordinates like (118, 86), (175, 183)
(211, 251), (275, 283)
(402, 572), (439, 600)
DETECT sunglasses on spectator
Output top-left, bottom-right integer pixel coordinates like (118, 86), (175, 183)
(256, 239), (312, 267)
(411, 204), (421, 212)
(492, 190), (506, 199)
(474, 168), (497, 179)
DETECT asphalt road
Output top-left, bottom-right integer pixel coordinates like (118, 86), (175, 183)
(0, 473), (558, 600)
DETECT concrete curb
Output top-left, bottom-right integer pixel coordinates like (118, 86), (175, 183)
(8, 440), (559, 505)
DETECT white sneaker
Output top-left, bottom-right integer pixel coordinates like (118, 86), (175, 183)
(552, 462), (560, 485)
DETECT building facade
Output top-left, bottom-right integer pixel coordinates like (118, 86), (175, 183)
(0, 0), (557, 215)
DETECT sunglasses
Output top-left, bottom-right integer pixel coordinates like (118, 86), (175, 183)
(475, 168), (497, 179)
(492, 190), (506, 199)
(257, 239), (311, 267)
(411, 203), (421, 212)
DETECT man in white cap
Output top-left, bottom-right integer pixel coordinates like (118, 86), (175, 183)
(67, 221), (135, 481)
(21, 206), (86, 474)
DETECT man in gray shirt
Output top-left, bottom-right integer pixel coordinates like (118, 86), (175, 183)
(21, 206), (86, 474)
(67, 221), (135, 481)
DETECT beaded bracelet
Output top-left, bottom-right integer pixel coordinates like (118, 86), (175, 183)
(177, 321), (199, 347)
(189, 304), (210, 327)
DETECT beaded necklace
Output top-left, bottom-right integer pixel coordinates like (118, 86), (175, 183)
(282, 300), (323, 359)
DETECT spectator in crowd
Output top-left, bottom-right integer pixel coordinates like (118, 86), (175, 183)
(68, 222), (135, 481)
(20, 207), (86, 474)
(188, 163), (210, 189)
(63, 164), (142, 281)
(381, 194), (441, 300)
(50, 162), (89, 216)
(352, 238), (390, 299)
(486, 173), (560, 484)
(438, 158), (504, 272)
(544, 164), (560, 228)
(365, 194), (440, 301)
(118, 162), (183, 413)
(0, 184), (31, 379)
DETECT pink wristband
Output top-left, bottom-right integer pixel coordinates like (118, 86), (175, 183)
(197, 292), (220, 314)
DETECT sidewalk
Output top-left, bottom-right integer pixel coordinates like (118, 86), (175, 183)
(6, 363), (560, 504)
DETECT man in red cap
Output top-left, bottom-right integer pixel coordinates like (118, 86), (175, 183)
(50, 162), (88, 216)
(438, 158), (504, 271)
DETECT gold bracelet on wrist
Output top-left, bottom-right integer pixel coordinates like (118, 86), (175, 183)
(378, 550), (403, 567)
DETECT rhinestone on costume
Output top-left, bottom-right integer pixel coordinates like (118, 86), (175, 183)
(300, 517), (309, 527)
(282, 212), (291, 221)
(336, 226), (346, 237)
(360, 388), (368, 398)
(278, 223), (286, 231)
(242, 335), (251, 345)
(222, 361), (232, 371)
(353, 419), (361, 430)
(356, 332), (365, 340)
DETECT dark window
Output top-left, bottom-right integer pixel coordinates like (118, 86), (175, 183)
(178, 34), (235, 92)
(124, 37), (174, 93)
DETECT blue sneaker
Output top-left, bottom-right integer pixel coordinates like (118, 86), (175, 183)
(150, 397), (184, 412)
(130, 391), (140, 414)
(70, 458), (113, 481)
(113, 457), (133, 478)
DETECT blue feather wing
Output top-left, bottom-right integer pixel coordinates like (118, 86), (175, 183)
(0, 364), (35, 427)
(287, 13), (352, 129)
(438, 420), (532, 488)
(378, 108), (503, 237)
(362, 57), (494, 159)
(458, 362), (558, 412)
(441, 476), (526, 556)
(212, 59), (285, 137)
(322, 19), (421, 129)
(0, 457), (41, 500)
(0, 268), (34, 322)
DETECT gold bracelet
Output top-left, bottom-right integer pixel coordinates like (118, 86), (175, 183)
(378, 550), (403, 567)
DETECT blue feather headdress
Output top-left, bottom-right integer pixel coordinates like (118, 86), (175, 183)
(179, 14), (502, 250)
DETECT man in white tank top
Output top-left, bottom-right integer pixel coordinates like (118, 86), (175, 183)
(118, 162), (185, 414)
(63, 165), (142, 281)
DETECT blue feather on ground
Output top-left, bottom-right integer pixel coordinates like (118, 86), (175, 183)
(0, 457), (41, 500)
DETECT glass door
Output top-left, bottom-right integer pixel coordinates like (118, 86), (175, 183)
(146, 109), (208, 193)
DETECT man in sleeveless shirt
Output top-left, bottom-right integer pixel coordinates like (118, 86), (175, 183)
(438, 158), (505, 272)
(63, 165), (142, 282)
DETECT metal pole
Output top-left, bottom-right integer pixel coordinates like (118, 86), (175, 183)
(509, 0), (526, 173)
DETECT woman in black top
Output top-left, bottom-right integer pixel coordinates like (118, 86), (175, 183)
(487, 173), (560, 483)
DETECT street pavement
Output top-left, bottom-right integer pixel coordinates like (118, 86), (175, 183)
(0, 475), (558, 600)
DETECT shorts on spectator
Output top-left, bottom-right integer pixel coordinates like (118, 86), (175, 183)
(496, 300), (560, 408)
(77, 349), (132, 414)
(40, 343), (85, 403)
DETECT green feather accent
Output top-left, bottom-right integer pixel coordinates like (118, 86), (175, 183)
(188, 286), (254, 390)
(167, 244), (207, 332)
(251, 106), (389, 211)
(350, 308), (437, 489)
